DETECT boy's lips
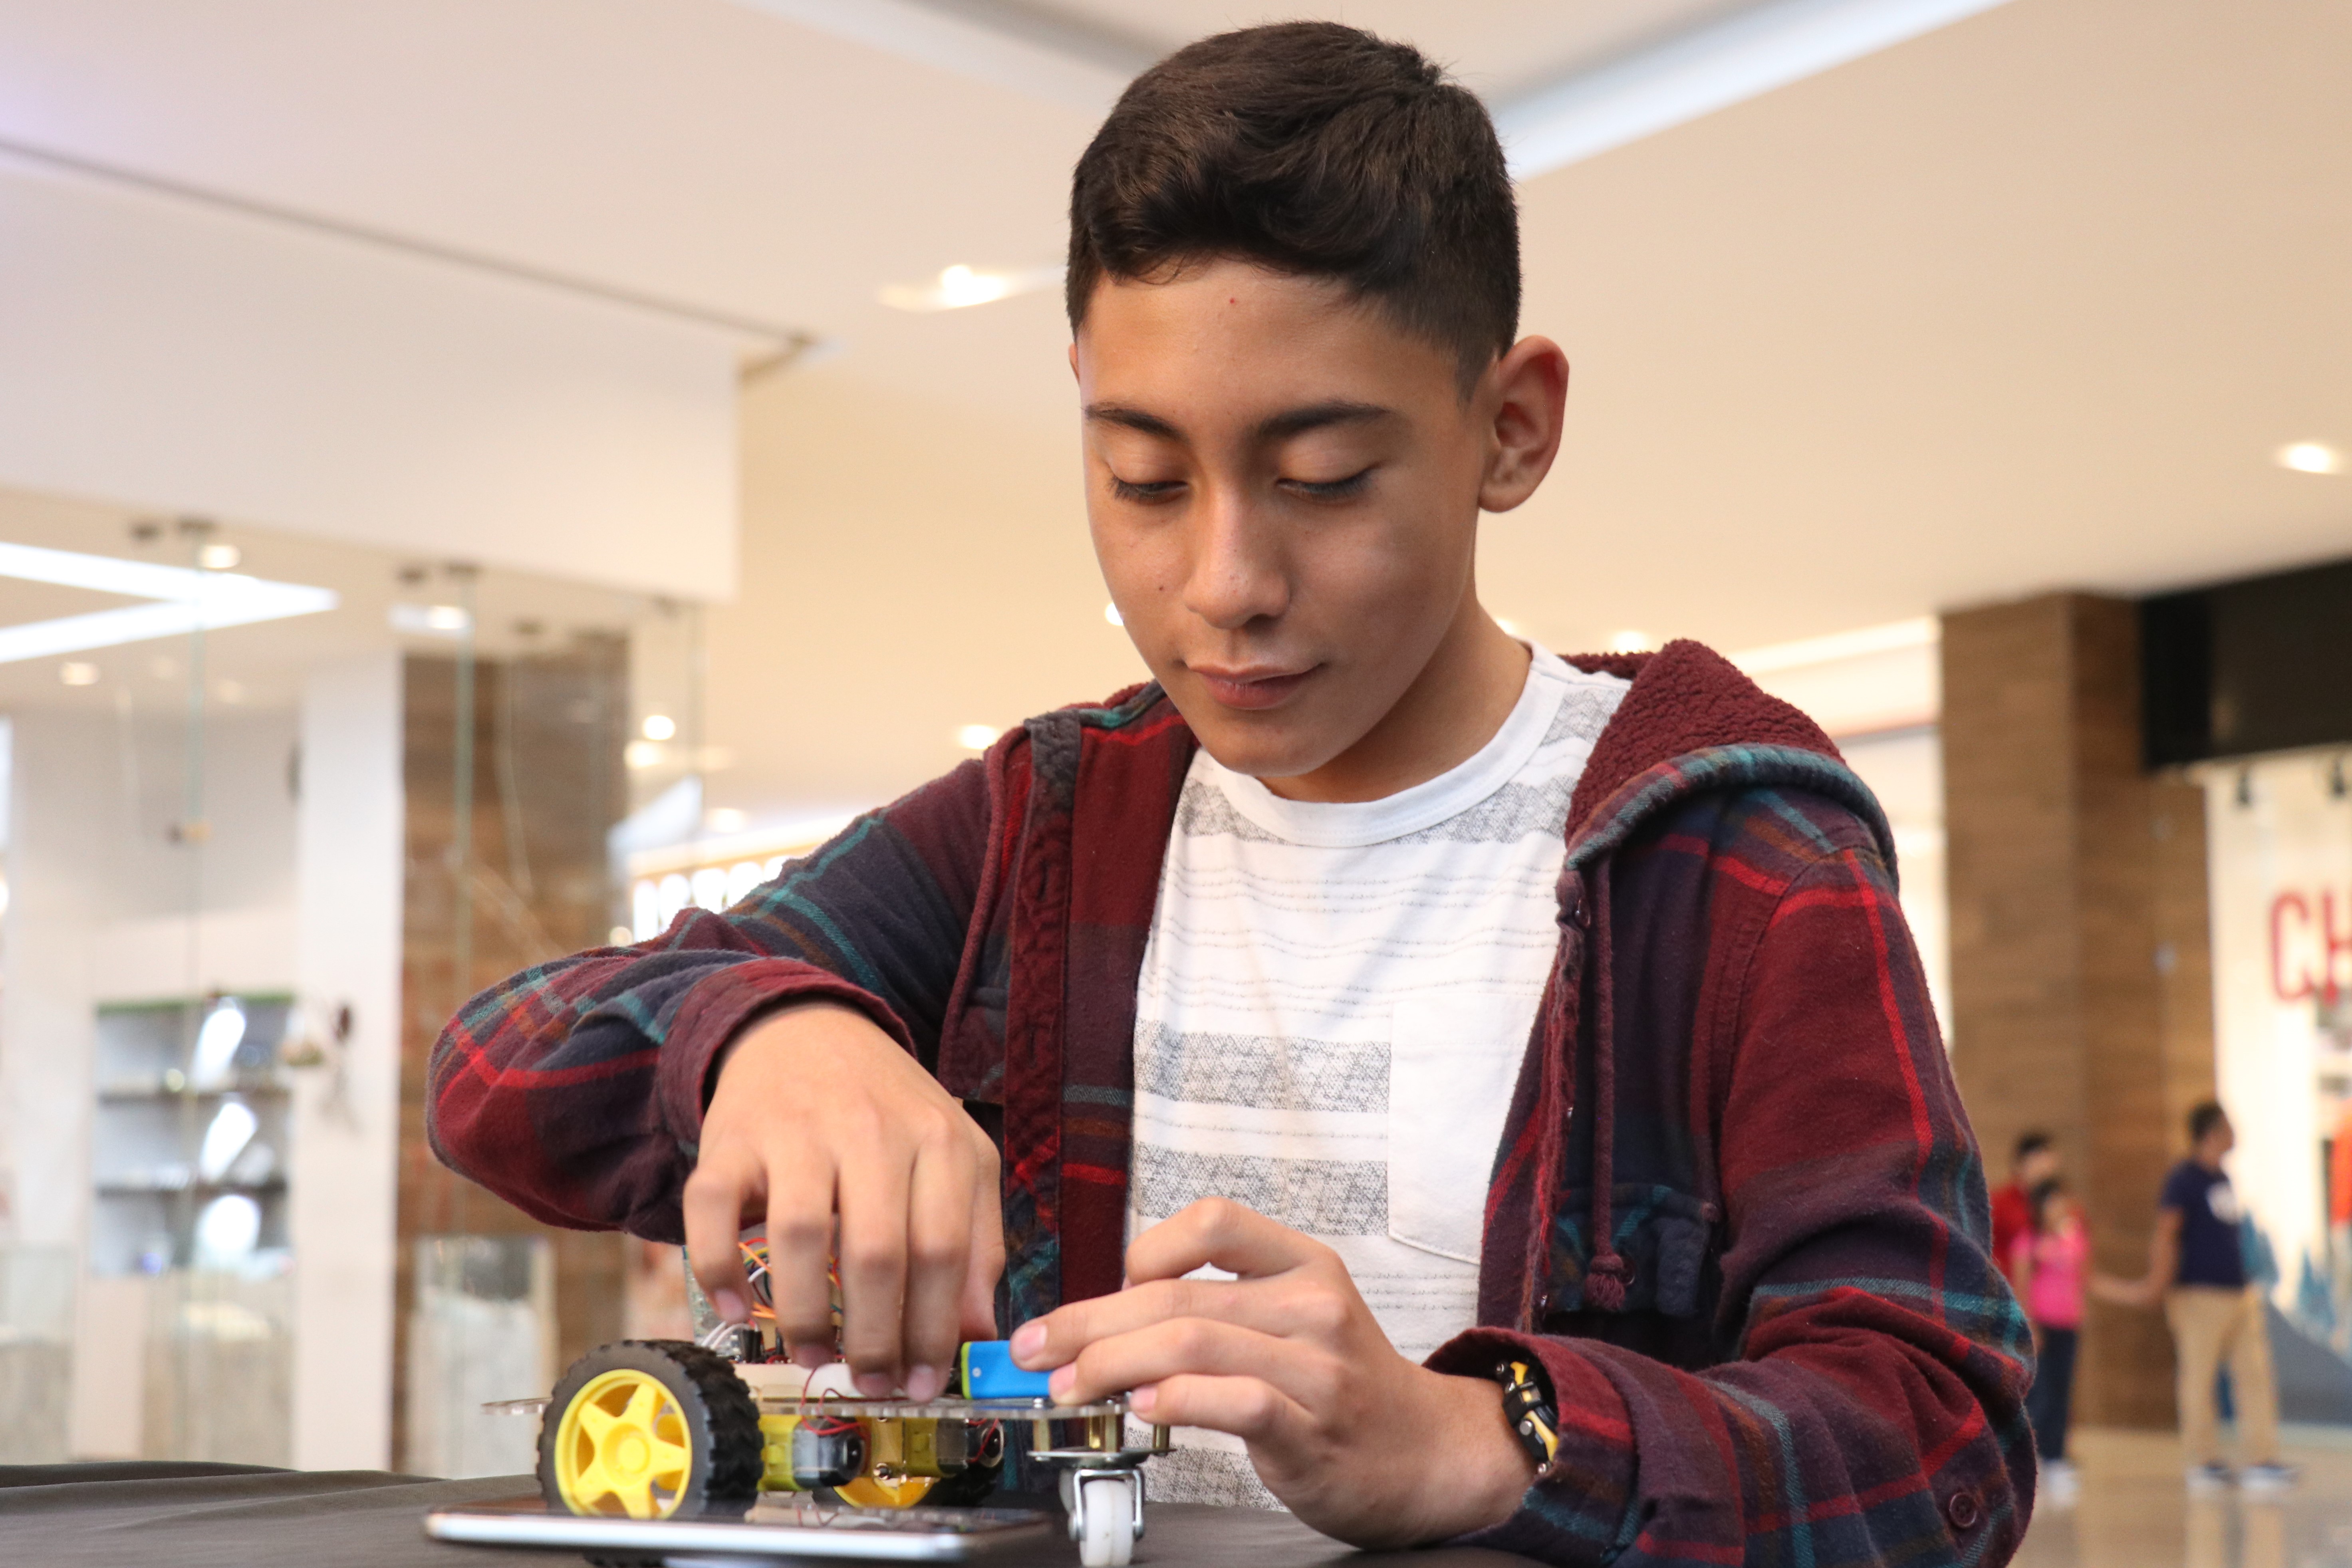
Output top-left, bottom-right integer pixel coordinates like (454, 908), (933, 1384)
(1189, 663), (1315, 710)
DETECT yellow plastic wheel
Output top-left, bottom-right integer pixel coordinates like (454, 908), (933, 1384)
(539, 1341), (762, 1519)
(836, 1472), (938, 1509)
(552, 1368), (697, 1519)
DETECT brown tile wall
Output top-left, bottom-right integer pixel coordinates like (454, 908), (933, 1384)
(1944, 594), (2215, 1429)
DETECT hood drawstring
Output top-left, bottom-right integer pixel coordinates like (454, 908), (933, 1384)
(1520, 857), (1631, 1321)
(1518, 864), (1586, 1328)
(1582, 856), (1630, 1313)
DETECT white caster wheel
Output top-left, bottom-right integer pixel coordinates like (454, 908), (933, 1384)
(1071, 1472), (1139, 1568)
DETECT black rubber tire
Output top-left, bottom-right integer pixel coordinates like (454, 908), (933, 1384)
(924, 1422), (1005, 1507)
(538, 1339), (764, 1514)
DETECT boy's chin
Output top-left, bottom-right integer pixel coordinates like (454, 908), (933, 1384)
(1180, 713), (1359, 786)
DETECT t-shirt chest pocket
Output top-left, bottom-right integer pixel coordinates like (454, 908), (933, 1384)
(1387, 993), (1539, 1265)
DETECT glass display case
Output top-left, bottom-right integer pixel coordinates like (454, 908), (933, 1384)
(0, 483), (667, 1468)
(90, 995), (294, 1277)
(0, 1244), (73, 1462)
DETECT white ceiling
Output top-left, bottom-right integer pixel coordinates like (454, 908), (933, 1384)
(1048, 0), (1760, 95)
(0, 0), (2346, 816)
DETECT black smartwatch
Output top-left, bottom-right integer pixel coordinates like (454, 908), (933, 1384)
(1494, 1356), (1560, 1469)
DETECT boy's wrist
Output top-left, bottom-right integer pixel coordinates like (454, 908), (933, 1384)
(1418, 1369), (1538, 1540)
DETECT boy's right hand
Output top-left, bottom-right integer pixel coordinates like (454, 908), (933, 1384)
(683, 1002), (1004, 1403)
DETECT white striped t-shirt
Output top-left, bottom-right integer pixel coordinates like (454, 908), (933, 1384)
(1125, 644), (1629, 1506)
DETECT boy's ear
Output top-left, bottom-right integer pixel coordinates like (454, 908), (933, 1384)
(1068, 341), (1080, 381)
(1477, 336), (1570, 515)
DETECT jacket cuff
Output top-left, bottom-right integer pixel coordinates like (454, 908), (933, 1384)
(1427, 1327), (1639, 1565)
(655, 957), (915, 1150)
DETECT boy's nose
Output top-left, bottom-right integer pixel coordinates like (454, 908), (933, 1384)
(1183, 492), (1289, 631)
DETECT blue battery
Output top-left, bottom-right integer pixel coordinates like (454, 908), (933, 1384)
(958, 1338), (1054, 1398)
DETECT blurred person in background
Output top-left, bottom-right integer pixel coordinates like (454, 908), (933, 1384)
(2106, 1101), (2295, 1494)
(2011, 1177), (2089, 1504)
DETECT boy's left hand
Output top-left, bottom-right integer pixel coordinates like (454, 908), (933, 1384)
(1008, 1197), (1533, 1547)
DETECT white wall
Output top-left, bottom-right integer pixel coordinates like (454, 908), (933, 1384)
(0, 155), (741, 601)
(290, 655), (404, 1471)
(1841, 727), (1951, 1044)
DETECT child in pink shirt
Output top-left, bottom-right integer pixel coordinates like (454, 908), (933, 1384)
(2012, 1178), (2088, 1498)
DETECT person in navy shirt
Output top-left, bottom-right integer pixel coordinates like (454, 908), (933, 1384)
(2112, 1102), (2294, 1493)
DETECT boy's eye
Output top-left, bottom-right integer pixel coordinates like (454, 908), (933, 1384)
(1109, 475), (1185, 504)
(1284, 467), (1375, 501)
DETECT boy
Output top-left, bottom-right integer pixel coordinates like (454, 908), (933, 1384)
(432, 23), (2031, 1564)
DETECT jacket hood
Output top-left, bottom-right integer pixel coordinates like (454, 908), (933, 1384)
(1560, 638), (1895, 877)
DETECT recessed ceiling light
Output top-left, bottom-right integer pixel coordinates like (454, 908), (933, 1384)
(197, 542), (242, 571)
(879, 263), (1065, 313)
(59, 661), (98, 686)
(623, 740), (664, 770)
(1608, 629), (1655, 654)
(388, 603), (472, 637)
(2279, 441), (2342, 475)
(1103, 602), (1124, 627)
(642, 714), (678, 741)
(705, 807), (748, 833)
(957, 723), (1001, 751)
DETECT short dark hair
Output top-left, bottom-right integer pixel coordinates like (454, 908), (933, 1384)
(2189, 1100), (2230, 1143)
(2015, 1130), (2052, 1163)
(1066, 22), (1520, 389)
(2027, 1176), (2068, 1235)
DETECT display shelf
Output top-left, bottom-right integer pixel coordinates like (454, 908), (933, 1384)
(97, 1081), (292, 1102)
(89, 994), (296, 1278)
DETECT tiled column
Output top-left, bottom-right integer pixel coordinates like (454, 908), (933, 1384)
(1943, 593), (2216, 1428)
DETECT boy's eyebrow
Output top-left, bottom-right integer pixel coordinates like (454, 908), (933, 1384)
(1084, 403), (1183, 438)
(1253, 400), (1392, 441)
(1082, 399), (1395, 442)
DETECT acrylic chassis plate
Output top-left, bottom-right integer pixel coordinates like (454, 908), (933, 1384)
(424, 1497), (1056, 1563)
(491, 1395), (1131, 1421)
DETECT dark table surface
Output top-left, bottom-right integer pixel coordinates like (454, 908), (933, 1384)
(0, 1463), (1537, 1568)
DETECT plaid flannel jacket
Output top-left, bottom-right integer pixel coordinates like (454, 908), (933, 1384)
(430, 640), (2034, 1566)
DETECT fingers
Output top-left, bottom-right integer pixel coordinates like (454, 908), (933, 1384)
(1125, 1197), (1327, 1286)
(1128, 1372), (1306, 1448)
(1015, 1272), (1320, 1371)
(836, 1135), (913, 1394)
(1049, 1316), (1326, 1401)
(1044, 1315), (1344, 1413)
(682, 1146), (761, 1323)
(762, 1140), (841, 1366)
(960, 1139), (1006, 1342)
(901, 1127), (978, 1401)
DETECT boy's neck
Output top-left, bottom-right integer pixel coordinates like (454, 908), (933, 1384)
(1260, 592), (1530, 804)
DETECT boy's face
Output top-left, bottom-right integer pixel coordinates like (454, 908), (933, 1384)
(1073, 259), (1550, 785)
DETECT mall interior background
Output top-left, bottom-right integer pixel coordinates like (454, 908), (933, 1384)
(0, 0), (2345, 1507)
